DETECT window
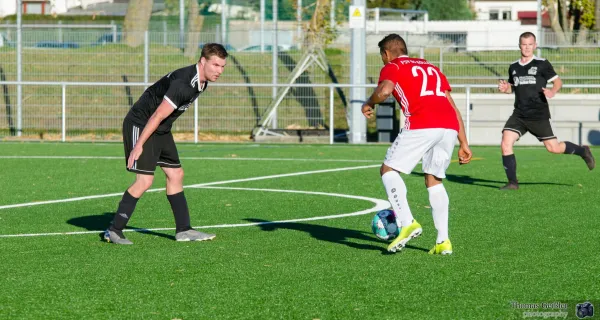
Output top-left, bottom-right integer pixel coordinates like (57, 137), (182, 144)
(502, 11), (512, 20)
(489, 10), (499, 20)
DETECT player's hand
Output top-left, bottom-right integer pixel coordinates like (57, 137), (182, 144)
(127, 145), (143, 169)
(458, 144), (472, 165)
(362, 104), (374, 119)
(542, 88), (555, 98)
(498, 80), (511, 93)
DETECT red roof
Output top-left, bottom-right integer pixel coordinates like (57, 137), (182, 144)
(517, 11), (549, 19)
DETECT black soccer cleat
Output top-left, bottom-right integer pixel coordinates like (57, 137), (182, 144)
(500, 181), (519, 190)
(582, 146), (595, 170)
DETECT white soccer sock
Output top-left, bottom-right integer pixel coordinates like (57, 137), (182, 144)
(428, 183), (449, 243)
(381, 171), (414, 227)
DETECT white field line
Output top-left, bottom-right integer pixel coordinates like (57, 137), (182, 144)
(0, 164), (380, 210)
(0, 186), (390, 238)
(0, 155), (380, 163)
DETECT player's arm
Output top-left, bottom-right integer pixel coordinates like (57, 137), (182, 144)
(542, 60), (561, 98)
(498, 66), (513, 94)
(362, 80), (395, 119)
(127, 100), (175, 169)
(445, 90), (472, 165)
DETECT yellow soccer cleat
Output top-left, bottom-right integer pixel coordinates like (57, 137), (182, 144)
(429, 239), (453, 255)
(387, 220), (422, 253)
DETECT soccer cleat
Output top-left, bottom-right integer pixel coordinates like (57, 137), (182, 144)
(175, 229), (216, 242)
(582, 146), (595, 170)
(103, 229), (133, 245)
(387, 220), (422, 253)
(429, 239), (453, 255)
(500, 181), (519, 190)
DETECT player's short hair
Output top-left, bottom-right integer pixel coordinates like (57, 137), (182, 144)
(519, 32), (536, 43)
(201, 43), (228, 61)
(378, 34), (408, 56)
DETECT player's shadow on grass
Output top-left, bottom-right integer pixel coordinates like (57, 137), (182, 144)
(243, 218), (429, 254)
(410, 172), (573, 189)
(66, 212), (175, 241)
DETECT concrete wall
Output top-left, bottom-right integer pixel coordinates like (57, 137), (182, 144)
(449, 94), (600, 145)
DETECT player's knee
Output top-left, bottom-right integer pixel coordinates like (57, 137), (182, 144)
(501, 139), (514, 154)
(380, 164), (393, 176)
(167, 168), (185, 182)
(545, 143), (561, 154)
(136, 175), (154, 191)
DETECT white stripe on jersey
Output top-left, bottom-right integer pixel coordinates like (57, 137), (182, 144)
(394, 83), (411, 129)
(164, 96), (178, 109)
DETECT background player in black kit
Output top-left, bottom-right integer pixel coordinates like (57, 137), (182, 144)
(497, 32), (594, 190)
(104, 43), (228, 244)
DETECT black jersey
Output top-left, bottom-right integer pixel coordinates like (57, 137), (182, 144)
(125, 64), (207, 134)
(507, 57), (558, 120)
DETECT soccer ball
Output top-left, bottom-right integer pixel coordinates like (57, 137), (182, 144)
(371, 209), (400, 241)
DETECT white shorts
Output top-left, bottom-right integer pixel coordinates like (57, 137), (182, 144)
(383, 128), (458, 179)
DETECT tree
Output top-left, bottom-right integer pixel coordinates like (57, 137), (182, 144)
(412, 0), (473, 20)
(366, 0), (412, 9)
(184, 0), (206, 58)
(123, 0), (154, 47)
(544, 0), (595, 45)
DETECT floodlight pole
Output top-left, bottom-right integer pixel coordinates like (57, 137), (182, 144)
(260, 0), (265, 52)
(272, 0), (278, 128)
(221, 0), (227, 44)
(17, 0), (22, 136)
(536, 0), (542, 46)
(350, 0), (366, 143)
(179, 0), (184, 49)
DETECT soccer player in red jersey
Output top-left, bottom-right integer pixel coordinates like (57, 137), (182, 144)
(362, 34), (472, 255)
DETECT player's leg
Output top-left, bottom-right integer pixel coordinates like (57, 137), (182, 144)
(500, 116), (524, 190)
(383, 129), (438, 253)
(158, 133), (215, 242)
(532, 119), (596, 170)
(422, 129), (456, 255)
(105, 121), (157, 244)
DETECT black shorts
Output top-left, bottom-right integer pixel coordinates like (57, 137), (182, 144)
(502, 115), (556, 141)
(122, 120), (181, 175)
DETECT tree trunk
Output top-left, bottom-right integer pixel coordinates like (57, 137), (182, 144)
(123, 0), (153, 47)
(558, 0), (573, 43)
(595, 0), (600, 31)
(576, 25), (589, 44)
(546, 0), (569, 45)
(184, 0), (205, 58)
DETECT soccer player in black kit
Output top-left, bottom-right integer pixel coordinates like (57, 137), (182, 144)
(497, 32), (594, 190)
(104, 43), (227, 244)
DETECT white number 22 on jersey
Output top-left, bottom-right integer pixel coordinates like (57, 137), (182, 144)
(411, 66), (446, 97)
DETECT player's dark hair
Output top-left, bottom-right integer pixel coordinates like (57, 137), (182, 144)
(200, 43), (228, 61)
(378, 34), (408, 56)
(519, 32), (536, 43)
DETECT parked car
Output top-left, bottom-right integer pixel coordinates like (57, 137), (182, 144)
(238, 44), (295, 52)
(34, 41), (80, 49)
(95, 33), (122, 45)
(198, 42), (236, 51)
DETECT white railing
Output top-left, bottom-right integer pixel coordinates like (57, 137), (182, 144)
(1, 81), (599, 144)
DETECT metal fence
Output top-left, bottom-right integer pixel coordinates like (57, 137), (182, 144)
(1, 81), (599, 145)
(0, 29), (599, 142)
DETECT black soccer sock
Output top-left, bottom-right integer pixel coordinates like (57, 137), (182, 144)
(167, 191), (192, 233)
(502, 154), (518, 183)
(563, 141), (586, 156)
(110, 191), (139, 232)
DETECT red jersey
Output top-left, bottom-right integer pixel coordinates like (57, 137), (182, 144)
(378, 56), (459, 131)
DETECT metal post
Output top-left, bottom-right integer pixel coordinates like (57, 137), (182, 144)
(296, 0), (302, 48)
(419, 47), (424, 59)
(439, 47), (443, 72)
(350, 0), (366, 143)
(261, 0), (265, 52)
(375, 7), (380, 34)
(163, 20), (167, 46)
(221, 0), (227, 45)
(111, 20), (117, 43)
(272, 0), (278, 129)
(578, 122), (583, 145)
(179, 0), (185, 49)
(17, 0), (22, 137)
(330, 0), (335, 28)
(329, 86), (334, 144)
(466, 86), (471, 143)
(536, 0), (542, 47)
(58, 20), (63, 43)
(194, 99), (199, 143)
(62, 84), (66, 142)
(144, 31), (149, 85)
